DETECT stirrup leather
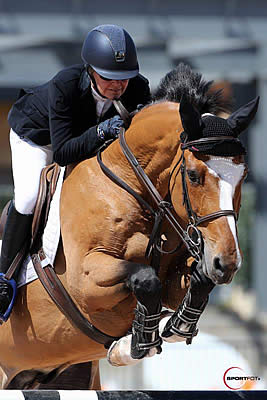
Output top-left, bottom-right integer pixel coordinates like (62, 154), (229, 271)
(0, 273), (17, 323)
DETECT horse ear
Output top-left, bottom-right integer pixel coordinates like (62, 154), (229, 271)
(227, 96), (260, 136)
(179, 95), (202, 141)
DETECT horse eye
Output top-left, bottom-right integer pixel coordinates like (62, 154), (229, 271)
(187, 169), (200, 184)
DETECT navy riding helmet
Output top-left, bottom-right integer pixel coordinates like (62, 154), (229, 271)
(81, 24), (139, 80)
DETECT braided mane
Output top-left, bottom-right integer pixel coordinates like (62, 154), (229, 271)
(152, 63), (231, 115)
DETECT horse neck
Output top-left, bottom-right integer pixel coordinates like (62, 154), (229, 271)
(106, 102), (183, 200)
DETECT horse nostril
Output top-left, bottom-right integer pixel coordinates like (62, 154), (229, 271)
(213, 256), (238, 275)
(214, 257), (223, 271)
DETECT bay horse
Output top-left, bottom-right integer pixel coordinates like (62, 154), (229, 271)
(0, 64), (259, 389)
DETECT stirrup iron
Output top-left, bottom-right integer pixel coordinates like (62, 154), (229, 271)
(0, 273), (17, 323)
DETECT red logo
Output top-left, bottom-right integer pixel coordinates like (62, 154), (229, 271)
(223, 366), (260, 390)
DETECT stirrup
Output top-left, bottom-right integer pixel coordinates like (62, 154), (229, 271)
(0, 273), (17, 323)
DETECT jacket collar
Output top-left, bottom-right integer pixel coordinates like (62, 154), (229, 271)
(78, 67), (92, 98)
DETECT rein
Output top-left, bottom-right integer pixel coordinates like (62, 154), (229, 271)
(97, 130), (238, 262)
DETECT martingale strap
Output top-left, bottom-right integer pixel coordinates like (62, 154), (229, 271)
(29, 164), (121, 348)
(31, 249), (121, 348)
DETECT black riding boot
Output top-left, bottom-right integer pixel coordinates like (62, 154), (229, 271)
(0, 201), (32, 322)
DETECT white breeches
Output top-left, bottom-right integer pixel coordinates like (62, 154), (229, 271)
(10, 129), (53, 215)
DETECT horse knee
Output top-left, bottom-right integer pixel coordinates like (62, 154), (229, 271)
(127, 266), (162, 306)
(136, 274), (161, 298)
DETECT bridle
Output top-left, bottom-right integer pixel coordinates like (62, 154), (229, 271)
(172, 136), (239, 258)
(180, 138), (240, 233)
(97, 130), (238, 263)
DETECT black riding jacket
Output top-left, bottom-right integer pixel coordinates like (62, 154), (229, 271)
(8, 64), (151, 166)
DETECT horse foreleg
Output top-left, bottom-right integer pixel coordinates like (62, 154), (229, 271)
(126, 264), (162, 358)
(107, 264), (162, 366)
(160, 260), (215, 344)
(71, 253), (162, 367)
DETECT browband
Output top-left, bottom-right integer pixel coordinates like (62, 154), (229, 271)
(181, 135), (241, 150)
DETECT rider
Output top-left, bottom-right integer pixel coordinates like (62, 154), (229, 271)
(0, 24), (151, 322)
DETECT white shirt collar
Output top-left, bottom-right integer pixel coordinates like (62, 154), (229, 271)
(91, 84), (112, 121)
(91, 84), (106, 102)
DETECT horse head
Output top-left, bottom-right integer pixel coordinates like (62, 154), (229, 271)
(169, 95), (259, 284)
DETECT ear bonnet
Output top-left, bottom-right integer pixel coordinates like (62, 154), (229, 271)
(180, 96), (259, 156)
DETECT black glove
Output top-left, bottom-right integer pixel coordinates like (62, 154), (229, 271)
(97, 115), (124, 141)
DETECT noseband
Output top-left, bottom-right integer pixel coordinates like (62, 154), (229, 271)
(97, 130), (238, 261)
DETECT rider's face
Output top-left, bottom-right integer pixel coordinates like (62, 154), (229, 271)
(92, 70), (129, 100)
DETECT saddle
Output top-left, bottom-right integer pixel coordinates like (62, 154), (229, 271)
(32, 163), (61, 248)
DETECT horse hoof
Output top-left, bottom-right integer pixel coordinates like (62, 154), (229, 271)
(145, 345), (162, 358)
(107, 335), (142, 367)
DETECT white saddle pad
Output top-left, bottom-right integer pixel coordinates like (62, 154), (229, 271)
(0, 166), (65, 288)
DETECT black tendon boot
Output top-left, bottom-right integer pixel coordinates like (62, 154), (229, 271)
(162, 260), (215, 344)
(0, 201), (32, 322)
(131, 301), (162, 359)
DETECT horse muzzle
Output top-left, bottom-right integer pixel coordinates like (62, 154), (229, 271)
(203, 252), (242, 285)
